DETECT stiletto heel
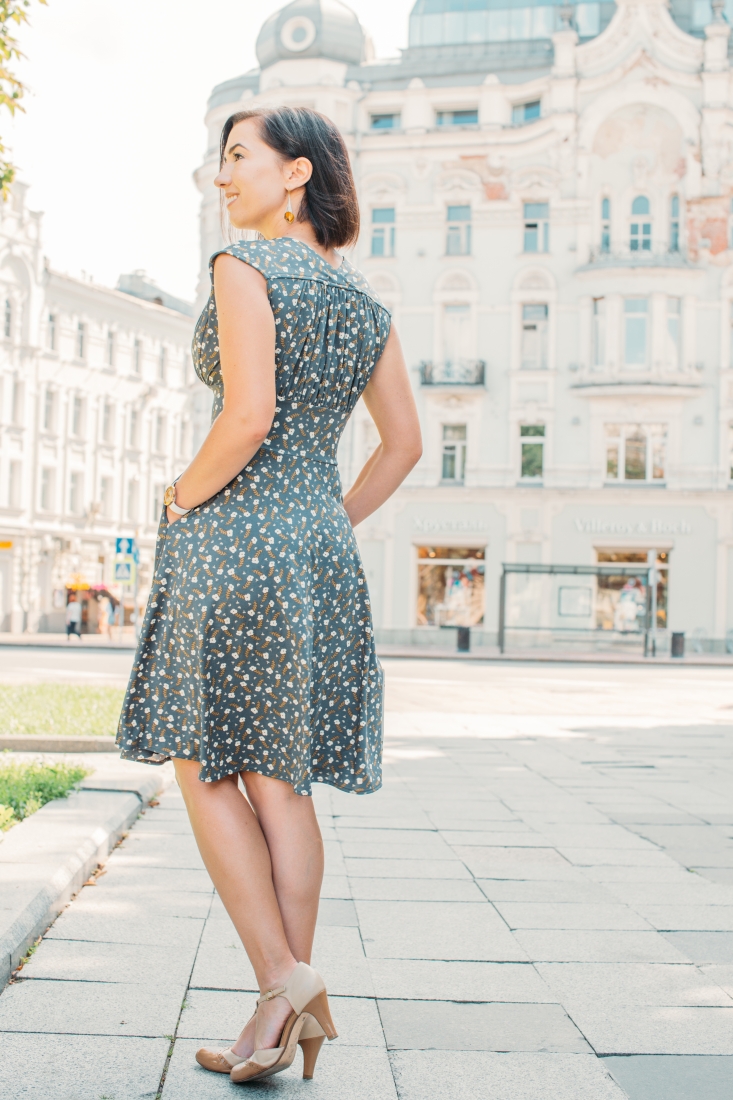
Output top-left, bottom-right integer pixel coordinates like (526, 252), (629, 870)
(230, 962), (338, 1084)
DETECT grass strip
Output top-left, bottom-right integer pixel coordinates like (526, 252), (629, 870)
(0, 758), (91, 830)
(0, 683), (125, 738)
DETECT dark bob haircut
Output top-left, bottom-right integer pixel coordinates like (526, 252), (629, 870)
(219, 106), (360, 251)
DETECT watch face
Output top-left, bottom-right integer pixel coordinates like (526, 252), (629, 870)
(163, 485), (176, 507)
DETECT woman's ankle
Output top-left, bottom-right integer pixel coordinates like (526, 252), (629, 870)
(258, 957), (298, 994)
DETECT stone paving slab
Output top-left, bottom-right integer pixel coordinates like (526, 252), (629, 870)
(603, 1054), (733, 1100)
(389, 1051), (628, 1100)
(571, 1004), (733, 1055)
(378, 999), (591, 1053)
(537, 962), (733, 1008)
(0, 976), (185, 1037)
(661, 931), (733, 964)
(17, 935), (197, 986)
(355, 899), (528, 961)
(0, 1033), (170, 1099)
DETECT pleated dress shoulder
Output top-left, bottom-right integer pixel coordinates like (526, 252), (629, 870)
(115, 237), (391, 795)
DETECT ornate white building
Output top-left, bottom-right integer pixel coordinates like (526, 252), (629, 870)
(0, 184), (194, 633)
(195, 0), (733, 649)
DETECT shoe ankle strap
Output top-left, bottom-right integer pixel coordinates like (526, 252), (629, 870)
(257, 985), (286, 1006)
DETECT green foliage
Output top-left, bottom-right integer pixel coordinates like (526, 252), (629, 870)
(0, 758), (90, 826)
(0, 802), (13, 829)
(0, 1), (47, 197)
(0, 683), (126, 738)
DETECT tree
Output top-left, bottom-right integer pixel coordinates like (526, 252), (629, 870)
(0, 0), (47, 198)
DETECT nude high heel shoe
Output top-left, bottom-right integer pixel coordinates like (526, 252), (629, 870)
(195, 1009), (255, 1073)
(230, 962), (337, 1084)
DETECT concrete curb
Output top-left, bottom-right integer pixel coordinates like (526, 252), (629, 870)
(0, 765), (174, 989)
(0, 735), (117, 753)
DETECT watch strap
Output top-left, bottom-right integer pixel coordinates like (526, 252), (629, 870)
(167, 500), (190, 516)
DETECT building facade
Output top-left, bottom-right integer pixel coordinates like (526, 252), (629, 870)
(196, 0), (733, 649)
(0, 184), (195, 633)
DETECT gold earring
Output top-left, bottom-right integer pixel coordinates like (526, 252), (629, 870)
(284, 190), (294, 223)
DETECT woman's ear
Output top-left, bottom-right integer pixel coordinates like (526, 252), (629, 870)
(287, 156), (313, 188)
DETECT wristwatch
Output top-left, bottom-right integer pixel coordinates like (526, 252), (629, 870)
(163, 484), (190, 516)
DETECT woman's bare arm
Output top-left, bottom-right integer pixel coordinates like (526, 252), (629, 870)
(167, 255), (277, 520)
(343, 326), (422, 528)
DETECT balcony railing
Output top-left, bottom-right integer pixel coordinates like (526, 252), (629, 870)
(419, 359), (485, 386)
(582, 248), (695, 269)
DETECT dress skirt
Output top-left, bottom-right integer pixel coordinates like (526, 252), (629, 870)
(116, 414), (384, 796)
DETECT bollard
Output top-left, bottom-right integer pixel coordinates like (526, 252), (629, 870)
(671, 631), (685, 658)
(457, 626), (470, 652)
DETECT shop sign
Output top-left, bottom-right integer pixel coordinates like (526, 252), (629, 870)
(413, 518), (489, 534)
(574, 518), (692, 536)
(0, 541), (12, 550)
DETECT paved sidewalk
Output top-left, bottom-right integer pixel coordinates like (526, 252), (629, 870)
(1, 661), (732, 1098)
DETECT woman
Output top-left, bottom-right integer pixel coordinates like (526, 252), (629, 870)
(116, 105), (421, 1084)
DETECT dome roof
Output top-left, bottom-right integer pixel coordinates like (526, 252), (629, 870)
(256, 0), (365, 68)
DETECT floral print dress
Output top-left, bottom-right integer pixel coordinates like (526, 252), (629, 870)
(116, 238), (391, 795)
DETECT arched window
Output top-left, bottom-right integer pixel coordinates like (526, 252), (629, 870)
(669, 195), (679, 252)
(630, 196), (651, 252)
(601, 197), (611, 254)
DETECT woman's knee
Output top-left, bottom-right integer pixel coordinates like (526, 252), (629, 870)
(241, 770), (299, 809)
(174, 760), (238, 797)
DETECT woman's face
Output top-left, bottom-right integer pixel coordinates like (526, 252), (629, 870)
(215, 117), (308, 233)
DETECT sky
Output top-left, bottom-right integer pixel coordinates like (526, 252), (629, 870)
(9, 0), (416, 301)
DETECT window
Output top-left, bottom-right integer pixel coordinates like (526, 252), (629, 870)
(630, 196), (651, 251)
(595, 549), (668, 632)
(152, 482), (166, 522)
(670, 195), (680, 252)
(106, 329), (115, 368)
(592, 298), (606, 368)
(446, 205), (471, 255)
(601, 197), (611, 253)
(416, 546), (485, 628)
(40, 467), (55, 512)
(437, 109), (478, 126)
(443, 303), (471, 366)
(8, 461), (21, 508)
(11, 378), (23, 426)
(77, 321), (86, 359)
(370, 113), (399, 130)
(69, 471), (84, 515)
(624, 298), (648, 368)
(520, 424), (545, 479)
(521, 304), (549, 370)
(47, 313), (56, 351)
(100, 476), (113, 519)
(101, 400), (114, 444)
(71, 395), (85, 437)
(128, 408), (139, 448)
(133, 337), (142, 374)
(43, 388), (56, 432)
(126, 479), (139, 522)
(371, 208), (395, 257)
(512, 100), (541, 125)
(154, 412), (167, 453)
(523, 202), (549, 252)
(158, 345), (167, 383)
(666, 297), (681, 369)
(3, 299), (12, 339)
(441, 424), (467, 482)
(605, 423), (666, 482)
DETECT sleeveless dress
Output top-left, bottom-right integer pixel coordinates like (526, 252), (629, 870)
(115, 238), (390, 796)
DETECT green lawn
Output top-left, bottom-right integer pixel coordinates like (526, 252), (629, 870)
(0, 684), (126, 739)
(0, 759), (91, 829)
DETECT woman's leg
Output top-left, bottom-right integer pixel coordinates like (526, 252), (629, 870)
(173, 761), (323, 1055)
(241, 771), (324, 966)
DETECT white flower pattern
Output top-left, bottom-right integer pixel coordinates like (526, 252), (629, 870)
(116, 238), (391, 795)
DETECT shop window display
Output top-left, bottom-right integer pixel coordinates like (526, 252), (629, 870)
(416, 546), (485, 627)
(595, 549), (668, 632)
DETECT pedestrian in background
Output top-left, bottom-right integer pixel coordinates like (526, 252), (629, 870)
(117, 105), (422, 1084)
(65, 593), (82, 642)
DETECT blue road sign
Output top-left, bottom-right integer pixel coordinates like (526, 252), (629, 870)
(114, 560), (133, 583)
(116, 537), (135, 555)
